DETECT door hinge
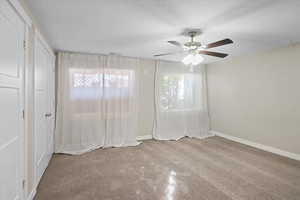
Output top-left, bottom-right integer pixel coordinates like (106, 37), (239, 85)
(22, 109), (25, 120)
(23, 40), (26, 49)
(22, 179), (25, 189)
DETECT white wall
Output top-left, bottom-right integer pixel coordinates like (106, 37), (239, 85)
(207, 44), (300, 155)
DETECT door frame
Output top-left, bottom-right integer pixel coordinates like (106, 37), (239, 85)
(23, 24), (33, 199)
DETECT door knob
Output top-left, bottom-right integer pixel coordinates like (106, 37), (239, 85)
(45, 113), (52, 117)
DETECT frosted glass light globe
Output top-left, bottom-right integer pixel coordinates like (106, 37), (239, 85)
(182, 54), (204, 66)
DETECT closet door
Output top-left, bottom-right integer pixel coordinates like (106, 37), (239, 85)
(34, 36), (54, 184)
(45, 52), (55, 159)
(0, 1), (25, 199)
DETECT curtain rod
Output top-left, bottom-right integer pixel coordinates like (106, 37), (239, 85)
(54, 49), (181, 64)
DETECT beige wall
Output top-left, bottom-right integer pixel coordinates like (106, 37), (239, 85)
(207, 44), (300, 155)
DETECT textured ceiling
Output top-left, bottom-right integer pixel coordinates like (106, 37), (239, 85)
(25, 0), (300, 63)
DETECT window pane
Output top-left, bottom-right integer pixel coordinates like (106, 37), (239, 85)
(159, 73), (202, 112)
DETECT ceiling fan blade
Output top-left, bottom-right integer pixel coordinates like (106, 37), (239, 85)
(204, 39), (233, 49)
(154, 51), (182, 57)
(198, 50), (228, 58)
(168, 41), (183, 48)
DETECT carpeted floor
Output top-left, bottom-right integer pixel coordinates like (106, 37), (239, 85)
(35, 136), (300, 200)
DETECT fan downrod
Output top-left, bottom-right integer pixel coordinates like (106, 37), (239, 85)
(184, 31), (202, 49)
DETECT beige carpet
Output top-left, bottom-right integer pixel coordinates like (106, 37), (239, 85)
(35, 136), (300, 200)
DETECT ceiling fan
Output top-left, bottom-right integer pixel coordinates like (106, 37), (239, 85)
(154, 30), (233, 65)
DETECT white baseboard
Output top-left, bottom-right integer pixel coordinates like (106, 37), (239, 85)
(26, 188), (36, 200)
(210, 130), (300, 161)
(136, 135), (153, 141)
(137, 133), (214, 141)
(198, 133), (215, 139)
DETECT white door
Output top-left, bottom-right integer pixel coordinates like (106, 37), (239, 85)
(34, 37), (53, 184)
(45, 51), (55, 160)
(45, 53), (55, 159)
(0, 1), (25, 200)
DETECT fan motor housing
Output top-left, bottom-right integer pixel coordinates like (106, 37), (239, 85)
(184, 41), (202, 48)
(184, 30), (203, 49)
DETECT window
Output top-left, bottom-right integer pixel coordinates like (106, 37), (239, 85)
(70, 68), (134, 100)
(159, 73), (202, 112)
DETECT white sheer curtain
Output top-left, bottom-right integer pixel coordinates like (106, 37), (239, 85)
(55, 52), (140, 155)
(153, 61), (210, 140)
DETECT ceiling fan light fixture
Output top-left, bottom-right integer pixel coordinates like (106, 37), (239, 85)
(182, 54), (203, 66)
(154, 31), (233, 60)
(192, 54), (204, 65)
(182, 54), (194, 65)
